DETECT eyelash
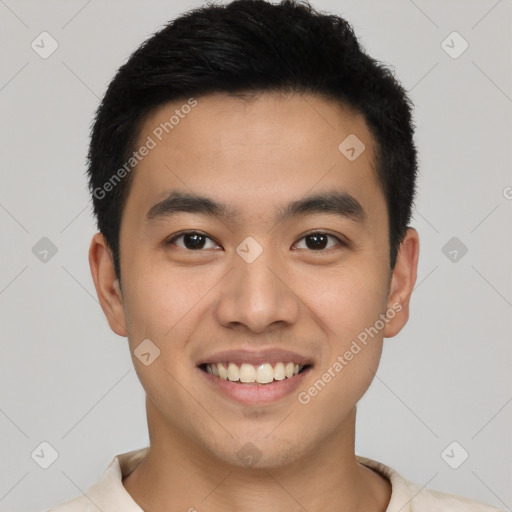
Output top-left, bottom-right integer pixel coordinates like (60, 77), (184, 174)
(165, 230), (345, 251)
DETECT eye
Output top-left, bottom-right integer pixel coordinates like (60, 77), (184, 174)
(293, 232), (343, 251)
(166, 231), (221, 251)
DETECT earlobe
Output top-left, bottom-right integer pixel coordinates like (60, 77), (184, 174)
(88, 232), (128, 337)
(384, 227), (420, 338)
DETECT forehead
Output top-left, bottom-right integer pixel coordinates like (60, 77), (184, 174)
(123, 92), (382, 224)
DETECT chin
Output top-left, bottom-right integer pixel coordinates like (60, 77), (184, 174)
(207, 433), (309, 470)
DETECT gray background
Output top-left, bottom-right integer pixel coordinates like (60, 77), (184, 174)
(0, 0), (511, 510)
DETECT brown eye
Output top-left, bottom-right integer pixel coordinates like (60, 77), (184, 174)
(294, 232), (342, 251)
(167, 232), (220, 250)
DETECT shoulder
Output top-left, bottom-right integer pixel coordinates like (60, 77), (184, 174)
(356, 455), (505, 512)
(46, 447), (148, 511)
(406, 481), (505, 511)
(46, 494), (92, 512)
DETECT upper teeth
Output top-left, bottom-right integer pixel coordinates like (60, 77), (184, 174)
(205, 362), (304, 384)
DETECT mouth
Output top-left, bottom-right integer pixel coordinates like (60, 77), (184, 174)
(199, 361), (313, 385)
(197, 357), (314, 406)
(196, 349), (314, 405)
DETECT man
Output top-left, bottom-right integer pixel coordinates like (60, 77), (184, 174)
(50, 0), (503, 510)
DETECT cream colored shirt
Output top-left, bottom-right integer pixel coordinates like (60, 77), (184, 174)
(49, 447), (504, 511)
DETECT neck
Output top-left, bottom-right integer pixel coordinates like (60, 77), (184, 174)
(123, 400), (391, 512)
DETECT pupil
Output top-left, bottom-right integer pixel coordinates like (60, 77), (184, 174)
(184, 233), (205, 249)
(306, 233), (327, 250)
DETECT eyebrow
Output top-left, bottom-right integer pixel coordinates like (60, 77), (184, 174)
(145, 190), (366, 225)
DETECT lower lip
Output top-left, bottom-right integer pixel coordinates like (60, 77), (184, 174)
(198, 366), (312, 405)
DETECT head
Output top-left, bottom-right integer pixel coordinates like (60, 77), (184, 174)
(88, 0), (419, 469)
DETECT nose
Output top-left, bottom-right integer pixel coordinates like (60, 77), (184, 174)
(214, 247), (300, 334)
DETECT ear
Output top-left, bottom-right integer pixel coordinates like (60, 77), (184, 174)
(88, 232), (128, 337)
(384, 227), (420, 338)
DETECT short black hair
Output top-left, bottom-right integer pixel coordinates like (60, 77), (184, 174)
(87, 0), (418, 282)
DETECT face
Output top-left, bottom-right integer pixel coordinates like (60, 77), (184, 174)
(90, 92), (418, 469)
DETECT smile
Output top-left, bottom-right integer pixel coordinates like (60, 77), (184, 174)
(200, 362), (310, 385)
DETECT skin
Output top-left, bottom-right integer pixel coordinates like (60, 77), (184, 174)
(89, 91), (419, 512)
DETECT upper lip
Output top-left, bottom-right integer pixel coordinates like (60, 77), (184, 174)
(197, 349), (315, 367)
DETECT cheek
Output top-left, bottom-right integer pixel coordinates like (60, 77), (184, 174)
(313, 264), (389, 401)
(298, 264), (389, 399)
(120, 261), (225, 403)
(120, 265), (208, 411)
(122, 260), (221, 339)
(296, 273), (387, 431)
(305, 264), (390, 342)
